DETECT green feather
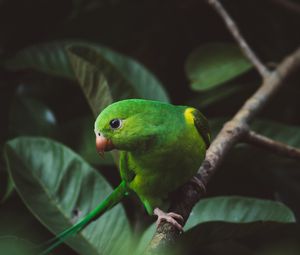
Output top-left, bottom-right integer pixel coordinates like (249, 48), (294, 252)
(191, 108), (211, 149)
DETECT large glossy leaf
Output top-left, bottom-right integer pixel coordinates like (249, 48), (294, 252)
(66, 44), (123, 117)
(185, 196), (295, 230)
(4, 137), (132, 255)
(4, 41), (169, 115)
(185, 43), (252, 91)
(177, 195), (298, 254)
(137, 196), (295, 254)
(67, 44), (169, 116)
(4, 42), (75, 80)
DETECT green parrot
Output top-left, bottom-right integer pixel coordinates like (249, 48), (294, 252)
(40, 99), (210, 254)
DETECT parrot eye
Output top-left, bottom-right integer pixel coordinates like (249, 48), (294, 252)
(109, 119), (122, 129)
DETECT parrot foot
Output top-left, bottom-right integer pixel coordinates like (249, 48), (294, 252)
(154, 207), (183, 231)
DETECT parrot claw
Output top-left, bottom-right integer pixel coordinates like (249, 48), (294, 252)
(154, 208), (183, 231)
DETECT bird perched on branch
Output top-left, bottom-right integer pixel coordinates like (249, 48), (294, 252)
(40, 99), (210, 254)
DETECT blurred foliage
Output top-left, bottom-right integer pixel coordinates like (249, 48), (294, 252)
(0, 0), (300, 254)
(185, 43), (253, 91)
(0, 236), (35, 255)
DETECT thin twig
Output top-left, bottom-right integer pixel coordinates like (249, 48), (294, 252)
(271, 0), (300, 15)
(146, 45), (300, 254)
(244, 130), (300, 160)
(207, 0), (270, 79)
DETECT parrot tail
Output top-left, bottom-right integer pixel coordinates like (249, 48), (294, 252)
(38, 181), (128, 255)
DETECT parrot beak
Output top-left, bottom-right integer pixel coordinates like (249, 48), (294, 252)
(96, 134), (115, 158)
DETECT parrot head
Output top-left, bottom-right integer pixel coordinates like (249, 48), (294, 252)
(94, 99), (169, 155)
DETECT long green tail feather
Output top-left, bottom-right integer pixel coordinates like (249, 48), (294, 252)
(38, 181), (128, 255)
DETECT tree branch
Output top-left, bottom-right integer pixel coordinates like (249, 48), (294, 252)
(244, 130), (300, 160)
(207, 0), (270, 79)
(146, 43), (300, 255)
(271, 0), (300, 15)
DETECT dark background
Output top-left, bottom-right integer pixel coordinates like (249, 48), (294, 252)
(0, 0), (300, 254)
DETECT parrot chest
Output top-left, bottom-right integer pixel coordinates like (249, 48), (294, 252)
(125, 125), (206, 200)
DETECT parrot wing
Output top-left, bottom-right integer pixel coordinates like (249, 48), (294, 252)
(119, 151), (136, 183)
(192, 109), (211, 149)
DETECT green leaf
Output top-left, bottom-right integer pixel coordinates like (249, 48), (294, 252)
(5, 137), (132, 255)
(4, 42), (75, 80)
(0, 145), (14, 203)
(175, 196), (296, 255)
(67, 44), (126, 117)
(0, 175), (14, 203)
(9, 96), (58, 138)
(67, 44), (169, 116)
(185, 43), (252, 91)
(0, 236), (35, 255)
(185, 196), (295, 230)
(4, 41), (169, 116)
(136, 224), (155, 255)
(187, 82), (254, 110)
(138, 196), (295, 254)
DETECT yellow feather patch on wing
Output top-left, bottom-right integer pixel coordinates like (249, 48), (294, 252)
(184, 107), (195, 125)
